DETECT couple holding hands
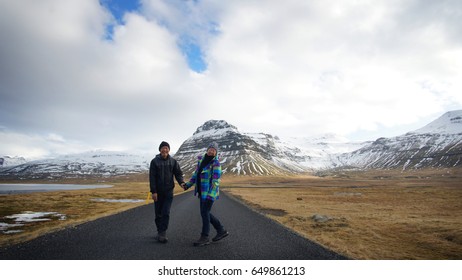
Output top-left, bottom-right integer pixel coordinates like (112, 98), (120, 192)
(149, 141), (229, 247)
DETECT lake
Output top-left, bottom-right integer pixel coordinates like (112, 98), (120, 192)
(0, 184), (113, 194)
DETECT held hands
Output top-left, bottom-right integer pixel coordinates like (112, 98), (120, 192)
(152, 183), (187, 202)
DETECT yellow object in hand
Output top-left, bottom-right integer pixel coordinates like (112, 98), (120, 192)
(145, 192), (151, 204)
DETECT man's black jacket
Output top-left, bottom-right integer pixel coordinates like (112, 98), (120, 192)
(149, 154), (184, 195)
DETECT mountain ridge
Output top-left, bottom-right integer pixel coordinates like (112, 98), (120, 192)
(1, 110), (461, 179)
(336, 110), (462, 170)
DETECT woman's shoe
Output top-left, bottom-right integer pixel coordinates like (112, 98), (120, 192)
(212, 230), (229, 242)
(193, 236), (211, 247)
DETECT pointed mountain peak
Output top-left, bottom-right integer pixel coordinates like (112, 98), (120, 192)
(412, 110), (462, 135)
(193, 120), (239, 136)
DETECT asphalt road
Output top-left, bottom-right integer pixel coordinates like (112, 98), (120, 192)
(0, 191), (347, 260)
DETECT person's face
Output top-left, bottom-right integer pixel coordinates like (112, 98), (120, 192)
(207, 148), (217, 157)
(160, 146), (170, 158)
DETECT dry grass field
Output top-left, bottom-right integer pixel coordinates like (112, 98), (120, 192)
(1, 169), (461, 260)
(222, 168), (462, 260)
(0, 175), (185, 247)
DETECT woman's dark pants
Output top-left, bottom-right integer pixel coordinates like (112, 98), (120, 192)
(200, 199), (224, 237)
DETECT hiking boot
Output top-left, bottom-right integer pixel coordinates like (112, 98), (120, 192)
(193, 236), (210, 247)
(157, 232), (168, 243)
(212, 230), (229, 242)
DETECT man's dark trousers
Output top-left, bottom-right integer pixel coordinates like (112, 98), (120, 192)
(154, 192), (173, 234)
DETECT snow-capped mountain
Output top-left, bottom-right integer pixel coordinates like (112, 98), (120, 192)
(0, 151), (152, 180)
(275, 134), (369, 170)
(412, 110), (462, 134)
(1, 110), (461, 179)
(174, 120), (368, 176)
(336, 110), (462, 170)
(0, 156), (27, 167)
(175, 120), (292, 176)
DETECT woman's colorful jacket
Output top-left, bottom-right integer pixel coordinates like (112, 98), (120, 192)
(185, 154), (222, 201)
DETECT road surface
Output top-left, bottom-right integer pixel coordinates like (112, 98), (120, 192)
(0, 191), (347, 260)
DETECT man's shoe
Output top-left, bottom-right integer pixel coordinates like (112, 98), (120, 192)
(212, 230), (229, 242)
(193, 236), (210, 247)
(157, 232), (168, 243)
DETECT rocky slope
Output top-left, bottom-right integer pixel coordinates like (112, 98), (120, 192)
(335, 110), (462, 170)
(174, 120), (367, 176)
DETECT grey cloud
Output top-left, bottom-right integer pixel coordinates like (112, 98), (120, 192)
(1, 0), (461, 157)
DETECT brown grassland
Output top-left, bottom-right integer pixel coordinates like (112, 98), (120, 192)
(1, 168), (461, 260)
(0, 174), (167, 247)
(223, 168), (462, 260)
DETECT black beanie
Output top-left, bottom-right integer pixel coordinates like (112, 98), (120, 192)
(159, 141), (170, 151)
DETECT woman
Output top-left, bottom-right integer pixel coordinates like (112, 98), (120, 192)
(184, 142), (229, 246)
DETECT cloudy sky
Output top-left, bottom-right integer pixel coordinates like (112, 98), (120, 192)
(1, 0), (461, 158)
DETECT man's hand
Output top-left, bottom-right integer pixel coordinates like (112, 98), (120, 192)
(181, 183), (187, 190)
(152, 192), (158, 202)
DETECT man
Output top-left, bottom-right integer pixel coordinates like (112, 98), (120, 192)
(150, 141), (185, 243)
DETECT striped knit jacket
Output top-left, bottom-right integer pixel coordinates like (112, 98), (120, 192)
(185, 154), (222, 201)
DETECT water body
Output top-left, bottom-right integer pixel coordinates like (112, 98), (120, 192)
(0, 184), (113, 194)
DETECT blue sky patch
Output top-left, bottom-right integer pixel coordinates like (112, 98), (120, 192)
(180, 40), (207, 73)
(100, 0), (140, 23)
(100, 0), (140, 40)
(100, 0), (207, 72)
